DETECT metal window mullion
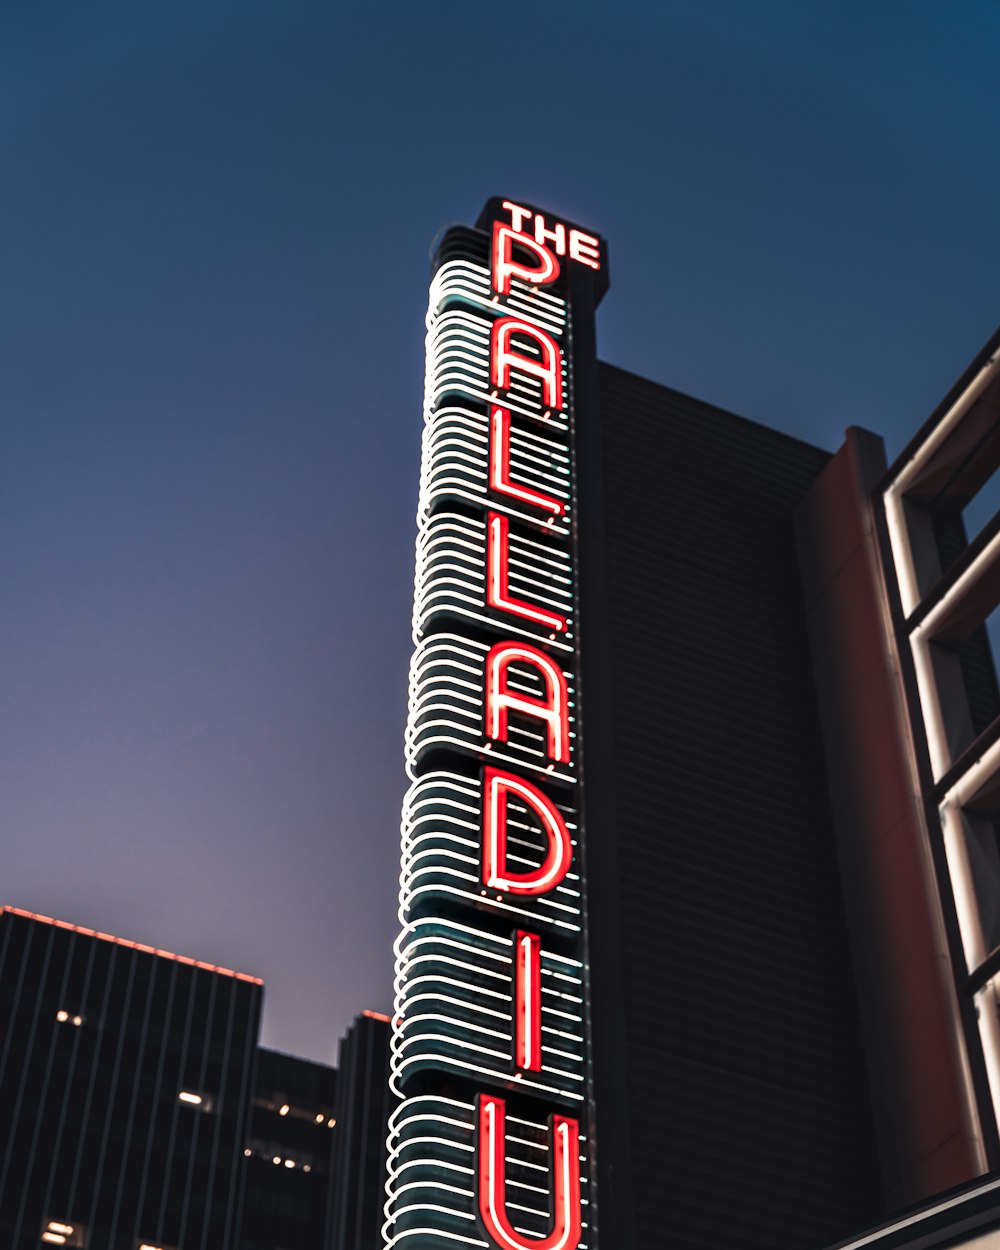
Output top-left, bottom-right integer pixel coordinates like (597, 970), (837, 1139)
(220, 987), (261, 1250)
(0, 922), (56, 1211)
(37, 934), (99, 1242)
(8, 925), (60, 1245)
(83, 947), (140, 1242)
(12, 928), (82, 1246)
(129, 958), (179, 1250)
(176, 971), (219, 1248)
(106, 956), (158, 1241)
(64, 938), (121, 1230)
(153, 967), (199, 1244)
(196, 976), (236, 1250)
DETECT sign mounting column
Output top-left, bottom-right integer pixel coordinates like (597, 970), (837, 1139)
(384, 199), (608, 1250)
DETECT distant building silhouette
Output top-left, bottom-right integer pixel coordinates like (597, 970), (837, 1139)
(0, 906), (391, 1250)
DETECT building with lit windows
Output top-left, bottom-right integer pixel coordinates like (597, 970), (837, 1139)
(241, 1046), (338, 1250)
(0, 906), (391, 1250)
(385, 195), (1000, 1250)
(327, 1011), (394, 1250)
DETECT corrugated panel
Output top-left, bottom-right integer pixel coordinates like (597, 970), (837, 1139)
(584, 365), (883, 1250)
(0, 910), (260, 1250)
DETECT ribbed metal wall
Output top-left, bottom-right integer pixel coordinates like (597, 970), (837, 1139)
(582, 367), (883, 1250)
(241, 1047), (338, 1250)
(0, 908), (261, 1250)
(328, 1013), (393, 1250)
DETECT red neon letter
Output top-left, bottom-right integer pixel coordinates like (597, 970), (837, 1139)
(492, 224), (560, 296)
(482, 767), (573, 896)
(487, 513), (567, 633)
(490, 406), (563, 515)
(568, 229), (601, 271)
(514, 931), (542, 1072)
(533, 214), (567, 256)
(501, 200), (533, 233)
(491, 317), (563, 413)
(486, 642), (569, 764)
(478, 1094), (581, 1250)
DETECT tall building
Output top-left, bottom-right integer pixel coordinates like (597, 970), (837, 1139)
(579, 368), (883, 1249)
(326, 1011), (393, 1250)
(0, 906), (261, 1250)
(0, 906), (391, 1250)
(242, 1047), (338, 1250)
(385, 196), (1000, 1250)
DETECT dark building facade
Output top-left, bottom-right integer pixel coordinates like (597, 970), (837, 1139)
(242, 1046), (338, 1250)
(327, 1011), (393, 1250)
(385, 195), (1000, 1250)
(579, 367), (884, 1250)
(0, 906), (261, 1250)
(0, 906), (392, 1250)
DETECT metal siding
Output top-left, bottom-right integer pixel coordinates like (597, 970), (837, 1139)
(583, 365), (883, 1249)
(0, 910), (261, 1250)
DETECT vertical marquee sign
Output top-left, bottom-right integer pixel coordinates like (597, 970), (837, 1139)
(383, 200), (608, 1250)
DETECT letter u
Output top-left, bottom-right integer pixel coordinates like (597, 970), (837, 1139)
(477, 1094), (582, 1250)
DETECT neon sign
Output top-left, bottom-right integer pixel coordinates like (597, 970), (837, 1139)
(386, 199), (607, 1250)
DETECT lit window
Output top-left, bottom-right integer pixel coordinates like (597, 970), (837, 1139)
(272, 1156), (281, 1165)
(303, 1165), (312, 1174)
(42, 1215), (86, 1245)
(314, 1113), (324, 1124)
(278, 1104), (289, 1116)
(284, 1158), (295, 1169)
(138, 1244), (165, 1250)
(56, 1011), (69, 1023)
(327, 1117), (336, 1128)
(42, 1218), (85, 1247)
(71, 1016), (83, 1027)
(177, 1091), (203, 1107)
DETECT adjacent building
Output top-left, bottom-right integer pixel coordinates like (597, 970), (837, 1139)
(327, 1011), (393, 1250)
(0, 906), (392, 1250)
(242, 1046), (338, 1250)
(0, 905), (260, 1250)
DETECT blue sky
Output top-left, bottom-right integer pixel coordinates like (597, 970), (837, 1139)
(3, 0), (999, 1061)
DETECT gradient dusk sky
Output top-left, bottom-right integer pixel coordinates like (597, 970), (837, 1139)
(4, 1), (1000, 1063)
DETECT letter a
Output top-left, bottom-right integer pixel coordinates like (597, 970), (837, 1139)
(482, 767), (572, 895)
(477, 1094), (582, 1250)
(485, 642), (570, 763)
(491, 317), (563, 413)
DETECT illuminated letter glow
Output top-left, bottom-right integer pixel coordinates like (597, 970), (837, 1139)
(489, 405), (564, 515)
(501, 200), (533, 233)
(514, 930), (542, 1073)
(487, 513), (568, 632)
(478, 1093), (582, 1250)
(533, 214), (567, 256)
(491, 317), (564, 413)
(492, 224), (561, 296)
(482, 766), (573, 895)
(568, 229), (601, 271)
(486, 642), (570, 763)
